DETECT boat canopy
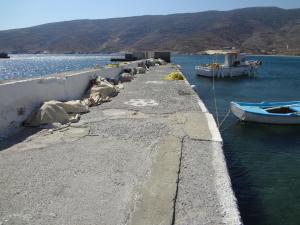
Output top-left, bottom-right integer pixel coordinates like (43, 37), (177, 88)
(205, 50), (239, 55)
(224, 53), (247, 66)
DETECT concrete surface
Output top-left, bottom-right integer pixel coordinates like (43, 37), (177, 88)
(0, 60), (140, 138)
(0, 64), (241, 225)
(174, 140), (240, 225)
(0, 69), (100, 138)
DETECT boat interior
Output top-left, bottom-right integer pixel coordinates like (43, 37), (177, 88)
(265, 106), (297, 114)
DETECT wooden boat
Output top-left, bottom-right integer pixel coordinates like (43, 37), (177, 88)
(195, 50), (262, 78)
(231, 101), (300, 124)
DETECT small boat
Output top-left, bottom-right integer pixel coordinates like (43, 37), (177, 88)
(231, 101), (300, 124)
(0, 52), (10, 59)
(195, 50), (262, 78)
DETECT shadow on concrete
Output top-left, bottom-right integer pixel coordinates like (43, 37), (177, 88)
(0, 127), (41, 152)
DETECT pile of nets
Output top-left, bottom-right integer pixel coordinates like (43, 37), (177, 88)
(24, 100), (89, 127)
(25, 77), (119, 128)
(23, 62), (155, 128)
(164, 71), (184, 80)
(106, 64), (119, 68)
(83, 77), (118, 107)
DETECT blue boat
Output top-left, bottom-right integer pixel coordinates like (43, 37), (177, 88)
(231, 101), (300, 124)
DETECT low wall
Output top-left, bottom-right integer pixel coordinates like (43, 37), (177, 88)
(0, 61), (142, 138)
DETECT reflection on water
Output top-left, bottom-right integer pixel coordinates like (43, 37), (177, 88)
(173, 55), (300, 225)
(0, 54), (111, 80)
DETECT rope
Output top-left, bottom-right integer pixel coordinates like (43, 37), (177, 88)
(212, 55), (220, 127)
(220, 119), (238, 133)
(218, 108), (232, 128)
(210, 55), (232, 129)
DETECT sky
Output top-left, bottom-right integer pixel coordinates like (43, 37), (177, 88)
(1, 0), (300, 30)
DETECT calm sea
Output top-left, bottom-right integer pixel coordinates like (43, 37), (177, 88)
(173, 55), (300, 225)
(1, 54), (300, 224)
(0, 54), (111, 80)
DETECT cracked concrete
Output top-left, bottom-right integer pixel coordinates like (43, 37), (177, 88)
(128, 135), (182, 225)
(0, 65), (241, 225)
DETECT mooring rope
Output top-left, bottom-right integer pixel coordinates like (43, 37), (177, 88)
(212, 56), (220, 127)
(218, 108), (232, 128)
(220, 119), (237, 133)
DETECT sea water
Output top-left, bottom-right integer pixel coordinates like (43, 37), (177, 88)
(173, 55), (300, 225)
(0, 54), (111, 80)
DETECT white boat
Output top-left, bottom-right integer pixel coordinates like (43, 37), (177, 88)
(231, 101), (300, 125)
(195, 50), (262, 78)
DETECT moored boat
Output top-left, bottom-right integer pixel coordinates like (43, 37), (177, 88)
(195, 50), (262, 78)
(0, 52), (10, 59)
(231, 101), (300, 124)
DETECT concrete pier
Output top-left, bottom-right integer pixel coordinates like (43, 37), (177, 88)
(0, 64), (241, 225)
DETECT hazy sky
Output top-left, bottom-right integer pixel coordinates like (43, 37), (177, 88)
(1, 0), (300, 30)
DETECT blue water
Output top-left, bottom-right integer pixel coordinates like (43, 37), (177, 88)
(1, 54), (300, 224)
(173, 55), (300, 225)
(0, 54), (111, 80)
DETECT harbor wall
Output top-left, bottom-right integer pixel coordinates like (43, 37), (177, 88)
(0, 62), (140, 138)
(0, 62), (242, 224)
(179, 72), (242, 224)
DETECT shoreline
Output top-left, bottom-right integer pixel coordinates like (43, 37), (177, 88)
(4, 52), (300, 57)
(249, 54), (300, 57)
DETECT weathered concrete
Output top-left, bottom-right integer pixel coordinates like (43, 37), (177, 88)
(174, 139), (241, 225)
(129, 135), (182, 225)
(0, 60), (141, 138)
(0, 64), (241, 225)
(0, 69), (101, 138)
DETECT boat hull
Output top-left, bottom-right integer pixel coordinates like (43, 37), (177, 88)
(195, 65), (256, 78)
(231, 101), (300, 125)
(0, 52), (10, 59)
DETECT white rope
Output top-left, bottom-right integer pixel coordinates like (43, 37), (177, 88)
(218, 108), (232, 128)
(212, 55), (220, 127)
(210, 54), (233, 129)
(220, 119), (238, 133)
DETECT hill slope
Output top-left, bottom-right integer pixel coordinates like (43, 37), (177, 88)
(0, 7), (299, 54)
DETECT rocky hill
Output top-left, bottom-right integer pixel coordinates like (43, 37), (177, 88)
(0, 7), (299, 54)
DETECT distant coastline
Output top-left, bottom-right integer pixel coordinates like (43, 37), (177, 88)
(5, 52), (300, 57)
(0, 7), (299, 56)
(249, 54), (300, 57)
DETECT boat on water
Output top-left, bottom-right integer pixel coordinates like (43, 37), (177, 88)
(0, 52), (10, 59)
(231, 101), (300, 124)
(195, 50), (262, 78)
